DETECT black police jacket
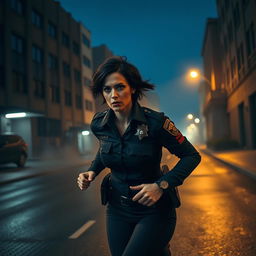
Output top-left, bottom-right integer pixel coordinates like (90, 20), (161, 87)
(88, 102), (201, 197)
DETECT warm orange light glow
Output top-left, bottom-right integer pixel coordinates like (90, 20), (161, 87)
(190, 70), (199, 78)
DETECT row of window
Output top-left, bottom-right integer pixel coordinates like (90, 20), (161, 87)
(11, 70), (93, 109)
(11, 0), (91, 51)
(223, 21), (256, 61)
(219, 0), (250, 24)
(11, 33), (91, 72)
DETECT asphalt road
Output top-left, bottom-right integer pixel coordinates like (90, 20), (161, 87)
(0, 149), (256, 256)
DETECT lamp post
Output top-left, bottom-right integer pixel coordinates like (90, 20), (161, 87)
(188, 69), (211, 87)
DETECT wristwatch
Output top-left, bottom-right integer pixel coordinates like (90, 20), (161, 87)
(156, 180), (169, 190)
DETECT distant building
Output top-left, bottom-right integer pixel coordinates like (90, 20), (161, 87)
(201, 1), (256, 149)
(201, 18), (229, 145)
(0, 0), (95, 157)
(92, 44), (114, 113)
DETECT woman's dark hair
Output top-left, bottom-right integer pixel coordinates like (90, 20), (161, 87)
(91, 56), (155, 102)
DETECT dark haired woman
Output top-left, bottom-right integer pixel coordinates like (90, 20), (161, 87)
(77, 56), (201, 256)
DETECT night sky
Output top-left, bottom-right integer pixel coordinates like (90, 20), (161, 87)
(59, 0), (217, 129)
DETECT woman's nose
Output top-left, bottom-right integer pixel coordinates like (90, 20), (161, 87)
(111, 89), (118, 98)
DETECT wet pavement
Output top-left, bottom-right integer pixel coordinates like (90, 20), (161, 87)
(0, 147), (256, 255)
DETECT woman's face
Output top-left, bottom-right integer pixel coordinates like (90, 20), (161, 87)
(103, 72), (135, 113)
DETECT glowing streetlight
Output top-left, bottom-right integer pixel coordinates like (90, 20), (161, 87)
(190, 70), (199, 78)
(82, 130), (90, 136)
(187, 114), (193, 120)
(194, 118), (200, 124)
(5, 112), (26, 118)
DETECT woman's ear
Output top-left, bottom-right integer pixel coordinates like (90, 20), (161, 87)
(132, 88), (136, 94)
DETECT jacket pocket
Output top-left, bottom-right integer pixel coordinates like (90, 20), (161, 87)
(100, 141), (112, 154)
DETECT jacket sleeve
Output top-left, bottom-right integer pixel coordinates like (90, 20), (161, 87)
(156, 115), (201, 187)
(87, 148), (105, 176)
(87, 116), (106, 176)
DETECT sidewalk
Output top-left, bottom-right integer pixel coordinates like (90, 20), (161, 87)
(0, 153), (93, 186)
(198, 145), (256, 180)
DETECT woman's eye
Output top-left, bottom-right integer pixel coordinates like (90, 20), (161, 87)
(116, 85), (125, 91)
(103, 87), (111, 93)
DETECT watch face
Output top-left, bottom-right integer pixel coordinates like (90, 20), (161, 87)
(160, 180), (169, 189)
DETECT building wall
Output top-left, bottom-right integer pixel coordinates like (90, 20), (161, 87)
(216, 0), (256, 148)
(0, 0), (95, 157)
(92, 44), (114, 113)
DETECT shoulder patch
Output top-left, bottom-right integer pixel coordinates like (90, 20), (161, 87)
(163, 118), (185, 144)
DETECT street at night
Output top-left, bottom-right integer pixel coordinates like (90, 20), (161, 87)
(0, 149), (256, 256)
(1, 0), (256, 255)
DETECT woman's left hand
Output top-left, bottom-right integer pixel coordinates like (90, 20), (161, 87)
(130, 183), (163, 207)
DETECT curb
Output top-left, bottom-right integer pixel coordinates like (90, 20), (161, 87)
(199, 148), (256, 181)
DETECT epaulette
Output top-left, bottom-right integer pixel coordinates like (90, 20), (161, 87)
(142, 107), (164, 121)
(92, 110), (108, 120)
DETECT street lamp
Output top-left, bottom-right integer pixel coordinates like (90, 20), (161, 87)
(188, 69), (211, 87)
(187, 114), (193, 120)
(194, 118), (200, 124)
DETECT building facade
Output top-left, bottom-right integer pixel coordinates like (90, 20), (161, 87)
(201, 0), (256, 149)
(92, 44), (114, 113)
(0, 0), (95, 157)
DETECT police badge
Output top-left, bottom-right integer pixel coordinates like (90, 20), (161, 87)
(135, 124), (148, 140)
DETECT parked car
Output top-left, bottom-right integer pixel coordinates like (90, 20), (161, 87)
(0, 134), (28, 167)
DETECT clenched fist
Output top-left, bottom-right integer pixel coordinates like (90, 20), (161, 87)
(77, 171), (96, 190)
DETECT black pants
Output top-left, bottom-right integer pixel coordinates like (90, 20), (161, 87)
(106, 195), (176, 256)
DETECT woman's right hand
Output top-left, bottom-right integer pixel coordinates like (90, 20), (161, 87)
(77, 171), (96, 190)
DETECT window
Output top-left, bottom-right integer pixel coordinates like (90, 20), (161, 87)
(0, 25), (3, 66)
(32, 9), (43, 29)
(84, 77), (91, 87)
(221, 6), (225, 23)
(11, 0), (25, 15)
(48, 53), (58, 70)
(223, 35), (228, 53)
(12, 71), (27, 93)
(63, 62), (71, 77)
(32, 45), (43, 64)
(74, 69), (81, 84)
(11, 33), (24, 54)
(226, 67), (230, 86)
(33, 79), (45, 98)
(242, 0), (250, 9)
(246, 22), (256, 57)
(224, 0), (230, 11)
(228, 21), (233, 43)
(65, 90), (72, 106)
(83, 55), (91, 68)
(85, 99), (93, 111)
(231, 57), (236, 78)
(233, 2), (241, 29)
(48, 22), (57, 38)
(76, 95), (82, 109)
(82, 34), (90, 48)
(237, 43), (244, 70)
(72, 41), (80, 55)
(62, 32), (70, 48)
(50, 85), (60, 103)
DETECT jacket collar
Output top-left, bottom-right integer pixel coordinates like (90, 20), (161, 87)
(99, 102), (147, 127)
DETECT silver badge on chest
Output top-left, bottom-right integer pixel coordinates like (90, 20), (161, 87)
(135, 124), (148, 140)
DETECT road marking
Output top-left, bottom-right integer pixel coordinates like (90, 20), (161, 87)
(69, 220), (96, 239)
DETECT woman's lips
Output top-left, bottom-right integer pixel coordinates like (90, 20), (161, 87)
(112, 102), (122, 106)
